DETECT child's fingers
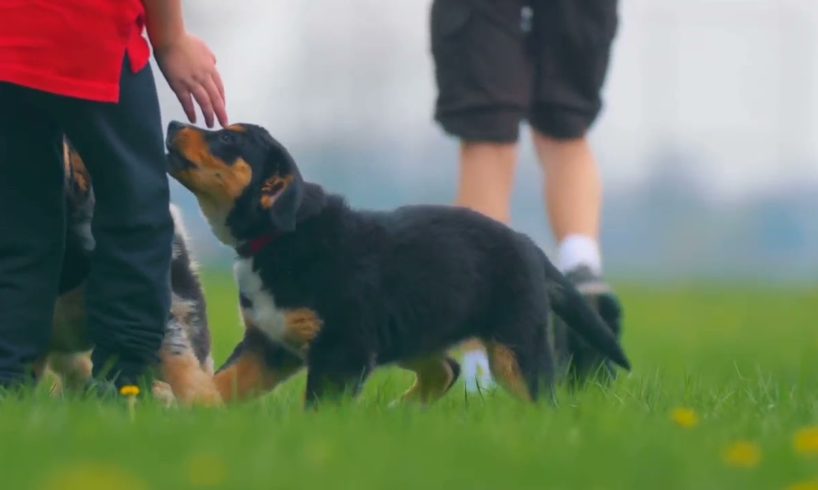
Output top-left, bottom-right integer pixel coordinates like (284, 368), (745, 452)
(204, 76), (228, 127)
(175, 88), (196, 124)
(191, 84), (215, 128)
(212, 71), (225, 103)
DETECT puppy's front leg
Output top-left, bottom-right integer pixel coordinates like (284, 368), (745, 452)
(214, 328), (303, 402)
(304, 342), (373, 409)
(159, 319), (223, 407)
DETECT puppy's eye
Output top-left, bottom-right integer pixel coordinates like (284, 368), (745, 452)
(219, 132), (234, 144)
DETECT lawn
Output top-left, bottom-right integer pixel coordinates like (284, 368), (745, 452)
(1, 271), (816, 490)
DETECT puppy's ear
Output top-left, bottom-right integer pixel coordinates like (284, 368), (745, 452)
(260, 173), (302, 232)
(295, 182), (327, 221)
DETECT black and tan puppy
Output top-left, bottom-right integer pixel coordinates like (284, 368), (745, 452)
(166, 121), (630, 407)
(47, 141), (221, 406)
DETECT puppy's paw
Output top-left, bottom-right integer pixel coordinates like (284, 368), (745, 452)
(152, 380), (177, 408)
(174, 372), (225, 408)
(281, 308), (323, 352)
(185, 386), (224, 408)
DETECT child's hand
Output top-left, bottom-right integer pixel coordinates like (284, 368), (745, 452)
(155, 34), (227, 128)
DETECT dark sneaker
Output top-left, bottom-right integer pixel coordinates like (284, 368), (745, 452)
(553, 265), (623, 386)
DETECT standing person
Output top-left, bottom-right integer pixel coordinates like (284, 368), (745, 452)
(0, 0), (227, 391)
(430, 0), (622, 390)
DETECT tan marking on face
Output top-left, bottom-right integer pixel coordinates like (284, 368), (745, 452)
(171, 128), (253, 206)
(486, 342), (532, 402)
(260, 174), (295, 210)
(399, 355), (457, 404)
(280, 308), (323, 355)
(63, 143), (91, 194)
(160, 349), (223, 407)
(226, 124), (247, 133)
(62, 142), (71, 180)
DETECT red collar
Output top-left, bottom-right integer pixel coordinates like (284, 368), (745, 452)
(236, 233), (278, 258)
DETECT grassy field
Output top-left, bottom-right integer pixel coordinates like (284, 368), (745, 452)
(1, 270), (816, 490)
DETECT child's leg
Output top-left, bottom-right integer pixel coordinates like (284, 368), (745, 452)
(534, 132), (622, 382)
(431, 0), (531, 392)
(533, 134), (602, 272)
(456, 142), (518, 223)
(528, 0), (617, 274)
(50, 60), (173, 387)
(455, 142), (517, 391)
(0, 84), (65, 387)
(529, 0), (622, 381)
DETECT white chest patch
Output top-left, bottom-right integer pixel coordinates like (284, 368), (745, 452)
(234, 258), (287, 343)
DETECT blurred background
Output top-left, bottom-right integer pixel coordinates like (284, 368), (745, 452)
(157, 0), (818, 282)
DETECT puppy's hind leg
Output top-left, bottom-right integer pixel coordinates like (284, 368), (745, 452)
(305, 343), (373, 410)
(305, 365), (371, 410)
(398, 355), (461, 405)
(484, 318), (555, 403)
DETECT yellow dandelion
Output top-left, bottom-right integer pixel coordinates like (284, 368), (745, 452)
(119, 385), (140, 397)
(722, 440), (762, 469)
(794, 427), (818, 456)
(120, 385), (140, 422)
(39, 462), (147, 490)
(186, 453), (227, 488)
(787, 479), (818, 490)
(670, 407), (699, 429)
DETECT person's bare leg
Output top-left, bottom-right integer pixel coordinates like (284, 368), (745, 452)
(533, 130), (622, 383)
(456, 142), (518, 222)
(455, 141), (518, 392)
(533, 131), (602, 273)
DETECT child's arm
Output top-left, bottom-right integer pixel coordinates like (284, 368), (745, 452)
(143, 0), (228, 128)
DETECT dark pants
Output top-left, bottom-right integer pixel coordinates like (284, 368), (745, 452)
(0, 59), (173, 387)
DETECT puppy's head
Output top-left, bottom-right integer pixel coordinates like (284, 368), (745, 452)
(165, 121), (305, 245)
(63, 140), (94, 211)
(63, 140), (96, 251)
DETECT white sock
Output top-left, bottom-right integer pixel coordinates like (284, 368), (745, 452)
(557, 234), (602, 274)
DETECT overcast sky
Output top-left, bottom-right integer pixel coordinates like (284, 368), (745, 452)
(156, 0), (818, 202)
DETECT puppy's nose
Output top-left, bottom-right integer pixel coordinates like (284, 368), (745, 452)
(167, 120), (186, 138)
(166, 121), (188, 149)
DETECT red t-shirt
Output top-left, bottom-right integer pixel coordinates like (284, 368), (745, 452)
(0, 1), (151, 103)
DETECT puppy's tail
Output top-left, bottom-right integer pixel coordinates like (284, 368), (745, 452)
(540, 252), (631, 371)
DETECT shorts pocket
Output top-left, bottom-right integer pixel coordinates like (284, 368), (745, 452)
(431, 0), (473, 50)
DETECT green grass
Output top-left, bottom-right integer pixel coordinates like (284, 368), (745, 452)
(2, 271), (817, 490)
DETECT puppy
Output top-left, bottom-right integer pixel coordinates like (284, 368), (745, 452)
(165, 121), (630, 407)
(47, 141), (222, 406)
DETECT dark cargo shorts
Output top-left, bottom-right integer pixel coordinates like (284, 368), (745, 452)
(431, 0), (618, 142)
